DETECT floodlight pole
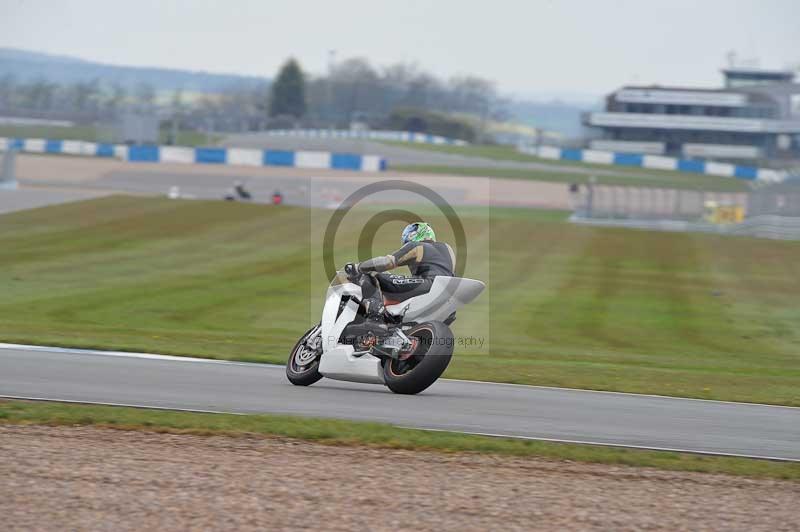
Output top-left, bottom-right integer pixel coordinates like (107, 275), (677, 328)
(587, 175), (597, 218)
(0, 147), (18, 190)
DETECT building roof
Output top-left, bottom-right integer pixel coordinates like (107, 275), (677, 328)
(618, 84), (742, 93)
(612, 86), (750, 108)
(722, 67), (795, 78)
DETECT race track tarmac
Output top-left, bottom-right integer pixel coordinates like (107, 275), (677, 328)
(2, 344), (798, 461)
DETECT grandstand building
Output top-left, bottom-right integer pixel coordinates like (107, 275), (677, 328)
(585, 67), (800, 162)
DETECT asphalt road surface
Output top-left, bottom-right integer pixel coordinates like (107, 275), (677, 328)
(12, 154), (571, 211)
(2, 344), (798, 461)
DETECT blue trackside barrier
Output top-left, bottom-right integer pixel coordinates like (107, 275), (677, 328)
(734, 166), (758, 180)
(194, 147), (227, 164)
(677, 159), (705, 173)
(263, 150), (295, 166)
(613, 153), (644, 166)
(44, 139), (63, 154)
(128, 144), (160, 162)
(1, 135), (782, 181)
(560, 148), (583, 161)
(517, 144), (785, 183)
(96, 143), (115, 157)
(0, 137), (387, 172)
(331, 153), (362, 170)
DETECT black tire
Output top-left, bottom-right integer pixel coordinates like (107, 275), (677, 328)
(383, 321), (453, 395)
(286, 325), (323, 386)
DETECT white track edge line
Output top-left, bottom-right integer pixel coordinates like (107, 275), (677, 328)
(2, 395), (795, 463)
(439, 378), (800, 410)
(0, 343), (283, 369)
(2, 342), (798, 410)
(0, 395), (247, 416)
(400, 427), (800, 463)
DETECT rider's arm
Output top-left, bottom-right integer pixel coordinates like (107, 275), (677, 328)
(357, 242), (423, 273)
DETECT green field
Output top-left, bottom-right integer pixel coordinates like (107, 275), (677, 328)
(3, 400), (797, 480)
(395, 164), (750, 192)
(0, 124), (102, 142)
(0, 124), (216, 147)
(1, 196), (799, 405)
(385, 141), (751, 192)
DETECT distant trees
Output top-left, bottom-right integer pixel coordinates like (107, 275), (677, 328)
(0, 74), (16, 108)
(105, 82), (127, 114)
(262, 55), (501, 140)
(0, 55), (506, 143)
(269, 59), (306, 119)
(134, 82), (156, 106)
(300, 57), (501, 139)
(0, 76), (130, 118)
(386, 108), (477, 142)
(67, 79), (100, 111)
(22, 78), (57, 110)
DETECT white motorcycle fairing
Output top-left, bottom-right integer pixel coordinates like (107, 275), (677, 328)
(317, 273), (485, 385)
(317, 276), (385, 384)
(384, 276), (485, 322)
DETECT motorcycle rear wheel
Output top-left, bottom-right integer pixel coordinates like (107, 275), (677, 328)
(286, 324), (323, 386)
(383, 321), (453, 395)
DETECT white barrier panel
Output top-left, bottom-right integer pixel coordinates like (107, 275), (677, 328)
(61, 140), (83, 154)
(295, 151), (331, 169)
(684, 143), (761, 159)
(581, 149), (614, 165)
(704, 161), (735, 177)
(24, 138), (46, 153)
(160, 146), (194, 164)
(81, 142), (98, 156)
(227, 148), (262, 166)
(590, 140), (666, 155)
(361, 155), (383, 172)
(757, 169), (783, 182)
(642, 155), (678, 171)
(0, 137), (7, 150)
(538, 146), (561, 159)
(114, 145), (129, 160)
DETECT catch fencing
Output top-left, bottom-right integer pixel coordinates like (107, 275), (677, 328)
(570, 180), (800, 240)
(265, 129), (468, 146)
(571, 184), (747, 221)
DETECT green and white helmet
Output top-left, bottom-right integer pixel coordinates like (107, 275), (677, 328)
(401, 222), (436, 244)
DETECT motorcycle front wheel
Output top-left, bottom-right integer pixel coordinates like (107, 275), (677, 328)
(286, 324), (323, 386)
(383, 321), (453, 395)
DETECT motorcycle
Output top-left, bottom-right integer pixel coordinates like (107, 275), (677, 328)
(286, 270), (485, 394)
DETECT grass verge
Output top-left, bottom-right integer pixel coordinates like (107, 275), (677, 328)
(0, 124), (219, 146)
(2, 196), (799, 406)
(1, 399), (797, 481)
(393, 164), (749, 192)
(382, 141), (750, 192)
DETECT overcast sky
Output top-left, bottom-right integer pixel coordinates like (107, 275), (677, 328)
(1, 0), (797, 100)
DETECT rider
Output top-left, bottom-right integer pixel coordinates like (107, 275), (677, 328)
(345, 222), (455, 320)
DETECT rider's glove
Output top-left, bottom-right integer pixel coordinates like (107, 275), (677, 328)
(344, 262), (360, 280)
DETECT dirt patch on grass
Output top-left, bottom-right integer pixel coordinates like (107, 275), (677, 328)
(1, 425), (797, 531)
